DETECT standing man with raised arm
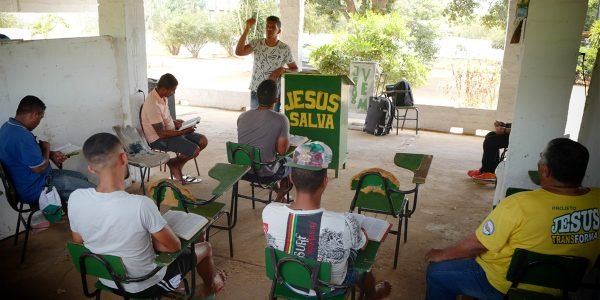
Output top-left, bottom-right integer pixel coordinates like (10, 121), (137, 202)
(235, 15), (299, 112)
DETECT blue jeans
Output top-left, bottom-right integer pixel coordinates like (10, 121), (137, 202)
(426, 258), (504, 300)
(250, 91), (280, 112)
(48, 169), (95, 203)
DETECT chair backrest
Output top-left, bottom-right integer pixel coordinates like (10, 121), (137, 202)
(505, 187), (531, 198)
(350, 171), (402, 215)
(0, 161), (21, 211)
(226, 142), (262, 171)
(112, 125), (153, 155)
(265, 247), (333, 296)
(506, 248), (589, 296)
(66, 242), (126, 280)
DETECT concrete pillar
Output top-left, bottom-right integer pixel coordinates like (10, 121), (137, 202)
(578, 50), (600, 187)
(98, 0), (147, 127)
(499, 0), (588, 194)
(495, 0), (523, 123)
(279, 0), (304, 69)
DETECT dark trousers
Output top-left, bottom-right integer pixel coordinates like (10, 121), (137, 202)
(480, 132), (510, 173)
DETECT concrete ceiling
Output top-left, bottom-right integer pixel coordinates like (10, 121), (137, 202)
(0, 0), (96, 12)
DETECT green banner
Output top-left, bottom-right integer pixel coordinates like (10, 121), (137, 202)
(283, 74), (348, 174)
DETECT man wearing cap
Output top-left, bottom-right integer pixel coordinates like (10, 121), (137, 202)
(237, 79), (291, 202)
(262, 141), (392, 299)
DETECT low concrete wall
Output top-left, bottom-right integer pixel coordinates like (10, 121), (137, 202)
(180, 88), (248, 111)
(182, 88), (497, 134)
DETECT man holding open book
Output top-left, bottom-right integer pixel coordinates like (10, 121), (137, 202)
(68, 133), (226, 298)
(0, 95), (94, 206)
(262, 141), (391, 299)
(141, 73), (208, 184)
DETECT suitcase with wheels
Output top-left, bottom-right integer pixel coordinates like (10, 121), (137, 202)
(363, 96), (395, 136)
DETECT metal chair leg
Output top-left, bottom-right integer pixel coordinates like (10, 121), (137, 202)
(227, 211), (234, 257)
(403, 203), (409, 243)
(414, 107), (419, 134)
(14, 204), (23, 245)
(393, 217), (402, 269)
(21, 210), (35, 263)
(139, 167), (147, 195)
(193, 157), (200, 176)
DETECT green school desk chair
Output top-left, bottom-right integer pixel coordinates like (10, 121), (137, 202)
(225, 141), (291, 209)
(113, 125), (170, 195)
(265, 247), (355, 300)
(0, 162), (41, 264)
(350, 169), (407, 269)
(67, 242), (191, 300)
(504, 248), (589, 300)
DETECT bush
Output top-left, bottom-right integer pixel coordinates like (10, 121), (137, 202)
(309, 11), (431, 86)
(211, 13), (238, 56)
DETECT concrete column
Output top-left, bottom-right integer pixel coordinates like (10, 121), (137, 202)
(578, 50), (600, 187)
(495, 0), (523, 123)
(499, 0), (588, 194)
(98, 0), (147, 127)
(279, 0), (304, 69)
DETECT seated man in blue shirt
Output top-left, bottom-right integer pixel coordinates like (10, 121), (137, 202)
(0, 95), (94, 205)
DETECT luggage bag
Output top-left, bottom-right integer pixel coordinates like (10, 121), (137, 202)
(363, 96), (395, 136)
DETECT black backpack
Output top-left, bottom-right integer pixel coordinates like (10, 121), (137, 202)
(385, 79), (414, 107)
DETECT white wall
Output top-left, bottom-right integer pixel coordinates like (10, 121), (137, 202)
(0, 36), (122, 238)
(499, 0), (588, 194)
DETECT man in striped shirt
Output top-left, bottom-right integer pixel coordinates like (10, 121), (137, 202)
(262, 141), (391, 299)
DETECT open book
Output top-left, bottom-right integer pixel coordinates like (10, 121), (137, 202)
(178, 117), (201, 131)
(351, 213), (392, 242)
(289, 135), (309, 147)
(51, 143), (81, 158)
(162, 210), (208, 240)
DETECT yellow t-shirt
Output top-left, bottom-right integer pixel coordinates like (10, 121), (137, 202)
(475, 188), (600, 294)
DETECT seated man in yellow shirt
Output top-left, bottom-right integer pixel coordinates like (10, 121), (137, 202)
(425, 138), (599, 299)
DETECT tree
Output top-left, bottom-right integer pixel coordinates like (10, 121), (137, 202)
(175, 12), (214, 58)
(442, 0), (478, 24)
(443, 0), (507, 30)
(481, 0), (508, 30)
(30, 15), (69, 38)
(306, 0), (397, 21)
(393, 0), (442, 65)
(234, 0), (278, 41)
(212, 13), (239, 56)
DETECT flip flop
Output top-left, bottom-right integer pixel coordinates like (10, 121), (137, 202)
(182, 175), (202, 184)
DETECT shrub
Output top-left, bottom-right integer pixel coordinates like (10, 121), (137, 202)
(155, 18), (183, 55)
(211, 13), (238, 56)
(309, 11), (431, 86)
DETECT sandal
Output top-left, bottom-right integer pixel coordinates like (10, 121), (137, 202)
(182, 175), (202, 184)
